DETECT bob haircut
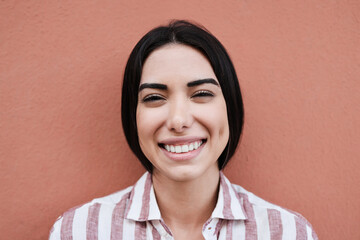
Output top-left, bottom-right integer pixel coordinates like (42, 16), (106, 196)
(121, 20), (244, 173)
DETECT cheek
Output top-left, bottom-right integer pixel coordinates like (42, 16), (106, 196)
(219, 106), (230, 137)
(197, 100), (229, 138)
(214, 112), (229, 140)
(213, 102), (230, 153)
(136, 107), (164, 146)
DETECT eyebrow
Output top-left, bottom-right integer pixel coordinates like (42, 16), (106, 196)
(138, 78), (219, 91)
(138, 83), (167, 91)
(187, 78), (219, 87)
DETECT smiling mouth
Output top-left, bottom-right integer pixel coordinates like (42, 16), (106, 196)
(159, 139), (207, 154)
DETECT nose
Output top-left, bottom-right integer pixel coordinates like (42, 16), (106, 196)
(166, 97), (193, 132)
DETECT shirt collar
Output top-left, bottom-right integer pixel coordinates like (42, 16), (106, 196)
(125, 172), (161, 221)
(125, 171), (247, 222)
(211, 172), (247, 220)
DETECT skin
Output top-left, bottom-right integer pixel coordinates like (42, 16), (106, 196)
(136, 44), (229, 239)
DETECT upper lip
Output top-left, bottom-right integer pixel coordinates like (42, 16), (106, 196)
(159, 136), (207, 145)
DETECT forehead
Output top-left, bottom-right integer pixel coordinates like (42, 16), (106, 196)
(140, 44), (217, 84)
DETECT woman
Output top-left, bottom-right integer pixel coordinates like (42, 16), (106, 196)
(50, 20), (318, 240)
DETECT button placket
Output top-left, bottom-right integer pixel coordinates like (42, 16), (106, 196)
(202, 219), (218, 240)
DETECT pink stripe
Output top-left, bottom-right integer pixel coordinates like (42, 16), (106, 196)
(295, 217), (307, 240)
(226, 220), (233, 240)
(60, 208), (76, 240)
(239, 193), (257, 240)
(139, 173), (152, 220)
(214, 219), (223, 237)
(134, 222), (147, 240)
(160, 220), (173, 236)
(151, 223), (161, 240)
(280, 207), (317, 239)
(232, 185), (248, 218)
(86, 203), (101, 240)
(267, 209), (283, 240)
(220, 174), (234, 219)
(111, 193), (130, 240)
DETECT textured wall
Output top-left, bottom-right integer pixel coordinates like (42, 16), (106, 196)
(1, 1), (359, 239)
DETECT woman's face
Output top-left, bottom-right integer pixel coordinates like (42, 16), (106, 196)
(136, 44), (229, 182)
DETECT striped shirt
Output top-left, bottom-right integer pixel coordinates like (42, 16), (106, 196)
(49, 172), (318, 240)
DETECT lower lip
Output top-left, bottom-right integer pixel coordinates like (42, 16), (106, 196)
(160, 143), (205, 161)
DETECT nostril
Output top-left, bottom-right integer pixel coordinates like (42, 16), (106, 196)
(167, 117), (188, 132)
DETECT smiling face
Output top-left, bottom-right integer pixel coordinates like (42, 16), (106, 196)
(136, 44), (229, 182)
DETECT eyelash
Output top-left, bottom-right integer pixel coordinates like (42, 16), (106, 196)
(142, 94), (165, 102)
(142, 90), (214, 102)
(192, 90), (214, 98)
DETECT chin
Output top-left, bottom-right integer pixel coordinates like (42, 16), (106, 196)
(171, 170), (200, 182)
(158, 164), (217, 183)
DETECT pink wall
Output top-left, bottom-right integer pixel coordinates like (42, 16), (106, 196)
(1, 1), (359, 239)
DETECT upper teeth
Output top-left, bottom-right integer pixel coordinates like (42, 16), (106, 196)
(164, 140), (203, 153)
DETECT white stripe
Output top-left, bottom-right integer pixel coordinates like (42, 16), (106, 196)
(146, 223), (154, 240)
(253, 207), (271, 240)
(98, 203), (116, 240)
(281, 211), (296, 240)
(122, 218), (136, 239)
(211, 183), (225, 218)
(72, 204), (89, 240)
(232, 220), (246, 239)
(126, 173), (147, 219)
(49, 217), (62, 240)
(148, 185), (161, 219)
(306, 224), (314, 240)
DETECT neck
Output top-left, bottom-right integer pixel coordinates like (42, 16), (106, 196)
(152, 168), (220, 229)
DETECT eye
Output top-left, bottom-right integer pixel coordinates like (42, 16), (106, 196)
(142, 94), (166, 103)
(192, 90), (214, 98)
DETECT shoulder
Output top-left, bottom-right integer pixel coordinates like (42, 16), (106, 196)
(231, 183), (318, 240)
(49, 186), (133, 240)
